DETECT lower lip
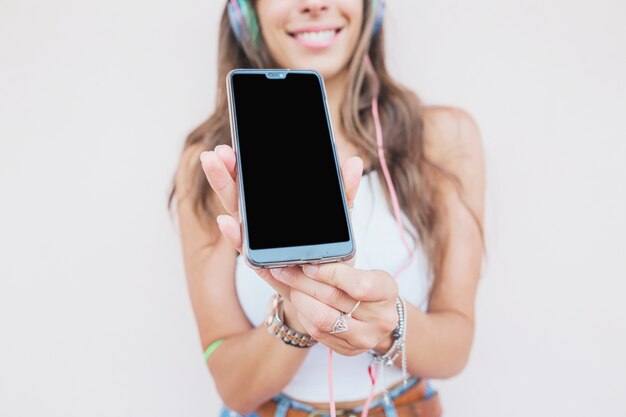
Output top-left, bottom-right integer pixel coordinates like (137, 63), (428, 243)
(291, 30), (341, 49)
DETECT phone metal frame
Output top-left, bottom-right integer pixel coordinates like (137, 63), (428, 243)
(226, 68), (356, 270)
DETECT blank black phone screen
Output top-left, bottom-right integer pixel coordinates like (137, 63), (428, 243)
(231, 72), (349, 250)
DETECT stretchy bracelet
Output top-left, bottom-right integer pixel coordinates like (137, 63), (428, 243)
(266, 293), (317, 348)
(203, 338), (225, 362)
(399, 296), (409, 386)
(368, 296), (408, 404)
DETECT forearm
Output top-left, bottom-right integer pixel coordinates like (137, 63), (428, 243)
(373, 302), (474, 379)
(207, 302), (310, 414)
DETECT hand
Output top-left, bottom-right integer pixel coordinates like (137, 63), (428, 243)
(199, 144), (364, 303)
(269, 262), (400, 357)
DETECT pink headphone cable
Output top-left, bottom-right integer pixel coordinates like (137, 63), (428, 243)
(326, 56), (416, 417)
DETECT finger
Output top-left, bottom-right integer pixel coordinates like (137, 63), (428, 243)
(341, 156), (363, 209)
(216, 215), (242, 253)
(340, 157), (361, 268)
(256, 269), (293, 302)
(215, 214), (292, 301)
(301, 263), (396, 303)
(296, 312), (369, 356)
(291, 289), (377, 351)
(200, 150), (240, 221)
(270, 266), (374, 321)
(214, 144), (237, 180)
(343, 251), (357, 268)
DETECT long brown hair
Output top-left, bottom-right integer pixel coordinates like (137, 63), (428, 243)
(169, 1), (485, 297)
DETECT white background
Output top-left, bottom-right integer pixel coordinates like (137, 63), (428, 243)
(1, 0), (625, 416)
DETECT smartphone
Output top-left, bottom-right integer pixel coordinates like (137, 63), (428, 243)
(226, 69), (355, 269)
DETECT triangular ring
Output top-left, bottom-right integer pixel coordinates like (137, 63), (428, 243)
(330, 313), (348, 334)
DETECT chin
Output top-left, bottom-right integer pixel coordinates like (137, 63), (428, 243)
(318, 66), (345, 81)
(288, 59), (347, 81)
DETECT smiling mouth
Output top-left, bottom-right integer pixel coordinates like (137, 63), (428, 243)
(288, 28), (342, 42)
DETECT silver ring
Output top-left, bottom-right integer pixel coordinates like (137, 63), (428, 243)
(346, 300), (361, 319)
(329, 300), (361, 334)
(329, 312), (348, 334)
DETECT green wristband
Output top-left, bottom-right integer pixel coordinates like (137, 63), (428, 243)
(203, 338), (225, 362)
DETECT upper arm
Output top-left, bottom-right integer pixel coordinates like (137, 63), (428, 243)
(422, 106), (485, 324)
(174, 144), (253, 351)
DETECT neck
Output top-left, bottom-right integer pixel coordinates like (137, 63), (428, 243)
(324, 68), (367, 169)
(324, 68), (349, 133)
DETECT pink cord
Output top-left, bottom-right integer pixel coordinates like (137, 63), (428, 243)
(359, 362), (380, 417)
(327, 56), (416, 417)
(327, 351), (380, 417)
(372, 94), (416, 277)
(327, 347), (336, 417)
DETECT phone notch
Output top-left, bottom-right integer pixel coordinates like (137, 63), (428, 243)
(265, 71), (287, 79)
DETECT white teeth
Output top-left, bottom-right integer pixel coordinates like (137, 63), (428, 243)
(296, 30), (336, 42)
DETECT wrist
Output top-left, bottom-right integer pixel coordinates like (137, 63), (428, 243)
(368, 296), (410, 390)
(282, 299), (309, 335)
(373, 302), (400, 353)
(266, 293), (317, 348)
(371, 297), (404, 355)
(373, 331), (395, 354)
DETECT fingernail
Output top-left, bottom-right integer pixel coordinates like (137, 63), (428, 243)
(200, 151), (211, 163)
(271, 268), (284, 279)
(216, 215), (227, 227)
(302, 264), (319, 277)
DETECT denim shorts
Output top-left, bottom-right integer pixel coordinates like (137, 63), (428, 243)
(219, 376), (437, 417)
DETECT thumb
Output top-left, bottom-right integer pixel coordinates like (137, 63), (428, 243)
(341, 156), (363, 209)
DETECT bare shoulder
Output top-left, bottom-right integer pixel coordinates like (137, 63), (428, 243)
(421, 105), (485, 222)
(422, 105), (483, 165)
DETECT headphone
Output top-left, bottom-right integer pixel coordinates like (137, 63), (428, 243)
(227, 0), (385, 46)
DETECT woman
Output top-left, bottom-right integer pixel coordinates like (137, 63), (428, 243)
(170, 1), (485, 416)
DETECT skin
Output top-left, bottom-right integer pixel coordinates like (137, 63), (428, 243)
(178, 0), (485, 412)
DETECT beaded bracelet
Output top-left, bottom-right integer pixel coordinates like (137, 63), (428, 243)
(367, 296), (409, 404)
(266, 293), (318, 348)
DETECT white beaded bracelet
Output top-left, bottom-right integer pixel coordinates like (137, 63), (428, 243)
(367, 296), (409, 404)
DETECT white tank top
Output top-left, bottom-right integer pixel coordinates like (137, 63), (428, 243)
(234, 169), (432, 402)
